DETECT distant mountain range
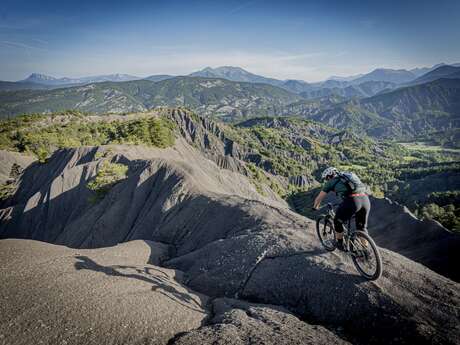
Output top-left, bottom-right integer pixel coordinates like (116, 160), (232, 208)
(186, 66), (405, 95)
(409, 62), (460, 77)
(189, 66), (283, 85)
(408, 65), (460, 85)
(1, 69), (459, 141)
(187, 66), (405, 93)
(3, 62), (459, 93)
(328, 74), (364, 81)
(348, 68), (416, 84)
(0, 77), (303, 119)
(21, 72), (141, 86)
(1, 62), (460, 141)
(299, 80), (396, 99)
(312, 78), (460, 138)
(0, 80), (49, 91)
(189, 66), (315, 94)
(144, 74), (175, 82)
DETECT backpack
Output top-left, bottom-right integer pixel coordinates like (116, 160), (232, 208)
(333, 171), (366, 195)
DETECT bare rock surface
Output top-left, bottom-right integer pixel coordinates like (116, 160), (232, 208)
(172, 298), (350, 345)
(240, 246), (460, 345)
(0, 150), (35, 184)
(0, 140), (284, 247)
(0, 239), (208, 345)
(167, 211), (460, 345)
(368, 197), (460, 282)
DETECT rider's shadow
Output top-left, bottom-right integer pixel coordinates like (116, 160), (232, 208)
(74, 255), (205, 313)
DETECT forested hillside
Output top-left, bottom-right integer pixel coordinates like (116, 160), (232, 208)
(1, 76), (459, 143)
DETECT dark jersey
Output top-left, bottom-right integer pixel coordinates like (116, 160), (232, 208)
(322, 177), (350, 198)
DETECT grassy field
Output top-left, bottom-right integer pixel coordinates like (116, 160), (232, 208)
(337, 164), (367, 171)
(399, 142), (460, 153)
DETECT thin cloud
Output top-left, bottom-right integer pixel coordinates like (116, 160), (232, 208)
(31, 38), (49, 45)
(275, 52), (324, 62)
(0, 18), (42, 30)
(360, 19), (376, 29)
(228, 0), (258, 15)
(1, 40), (47, 51)
(151, 44), (196, 51)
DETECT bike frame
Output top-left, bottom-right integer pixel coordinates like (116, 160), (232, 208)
(323, 203), (358, 253)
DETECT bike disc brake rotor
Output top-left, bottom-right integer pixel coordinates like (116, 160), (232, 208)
(352, 241), (374, 268)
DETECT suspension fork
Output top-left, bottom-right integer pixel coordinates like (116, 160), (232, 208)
(343, 219), (354, 252)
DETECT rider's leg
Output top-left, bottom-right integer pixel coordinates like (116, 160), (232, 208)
(355, 208), (367, 232)
(333, 217), (344, 238)
(355, 195), (370, 232)
(333, 218), (345, 250)
(334, 197), (356, 248)
(355, 196), (371, 247)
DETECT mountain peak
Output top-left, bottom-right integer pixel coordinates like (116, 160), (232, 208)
(201, 66), (215, 72)
(189, 66), (283, 86)
(410, 64), (460, 85)
(214, 66), (247, 72)
(193, 66), (251, 75)
(371, 68), (409, 73)
(351, 68), (416, 84)
(23, 73), (57, 82)
(18, 73), (140, 86)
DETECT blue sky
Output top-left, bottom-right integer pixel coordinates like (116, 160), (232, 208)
(1, 0), (459, 81)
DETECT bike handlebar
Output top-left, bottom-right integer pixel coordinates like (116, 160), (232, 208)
(311, 202), (341, 213)
(312, 202), (340, 212)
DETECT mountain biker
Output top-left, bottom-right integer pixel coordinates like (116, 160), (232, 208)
(313, 167), (370, 251)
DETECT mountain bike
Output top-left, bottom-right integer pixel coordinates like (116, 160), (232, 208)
(315, 203), (382, 280)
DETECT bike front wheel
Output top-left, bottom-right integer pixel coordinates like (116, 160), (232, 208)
(316, 216), (336, 251)
(350, 231), (382, 281)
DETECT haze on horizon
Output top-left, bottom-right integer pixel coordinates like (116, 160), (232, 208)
(1, 0), (459, 82)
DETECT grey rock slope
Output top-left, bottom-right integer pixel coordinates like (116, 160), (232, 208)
(368, 197), (460, 282)
(0, 141), (283, 247)
(1, 238), (354, 345)
(172, 298), (351, 345)
(0, 150), (35, 184)
(1, 113), (459, 344)
(0, 239), (209, 345)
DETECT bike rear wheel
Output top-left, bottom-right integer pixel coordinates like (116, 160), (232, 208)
(316, 216), (336, 251)
(350, 231), (382, 280)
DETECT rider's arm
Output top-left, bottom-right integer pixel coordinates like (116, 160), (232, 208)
(313, 191), (328, 209)
(314, 178), (334, 209)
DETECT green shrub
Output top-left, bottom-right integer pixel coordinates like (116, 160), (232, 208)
(36, 146), (49, 163)
(419, 203), (460, 232)
(87, 161), (128, 202)
(0, 183), (15, 201)
(246, 163), (268, 196)
(0, 114), (176, 158)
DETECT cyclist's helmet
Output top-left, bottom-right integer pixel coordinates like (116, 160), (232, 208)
(321, 167), (338, 180)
